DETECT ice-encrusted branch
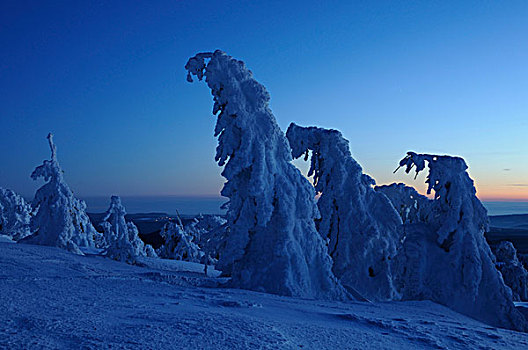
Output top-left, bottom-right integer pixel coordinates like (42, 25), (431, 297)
(395, 151), (487, 245)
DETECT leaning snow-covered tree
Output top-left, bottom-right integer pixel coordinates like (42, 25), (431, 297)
(21, 134), (97, 254)
(102, 196), (156, 263)
(0, 187), (32, 240)
(286, 123), (402, 301)
(185, 50), (347, 299)
(494, 241), (528, 302)
(392, 151), (527, 331)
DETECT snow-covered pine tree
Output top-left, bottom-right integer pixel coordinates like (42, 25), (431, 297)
(494, 241), (528, 301)
(192, 215), (228, 263)
(102, 196), (156, 263)
(392, 151), (527, 331)
(157, 220), (203, 262)
(0, 187), (32, 240)
(22, 134), (96, 254)
(185, 50), (347, 299)
(286, 123), (402, 301)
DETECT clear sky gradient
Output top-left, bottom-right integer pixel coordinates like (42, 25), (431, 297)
(1, 1), (527, 200)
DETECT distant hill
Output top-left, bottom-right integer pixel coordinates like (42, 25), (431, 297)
(486, 214), (528, 255)
(489, 214), (528, 230)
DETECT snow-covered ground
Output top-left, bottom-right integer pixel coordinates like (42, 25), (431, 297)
(1, 242), (527, 349)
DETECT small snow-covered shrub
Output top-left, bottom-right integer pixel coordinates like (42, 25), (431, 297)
(286, 123), (402, 301)
(190, 214), (227, 262)
(391, 152), (527, 331)
(0, 187), (32, 240)
(21, 134), (97, 254)
(157, 220), (203, 262)
(494, 241), (528, 301)
(102, 196), (156, 263)
(185, 50), (346, 300)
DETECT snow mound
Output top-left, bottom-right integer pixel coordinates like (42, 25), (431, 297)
(286, 123), (402, 301)
(185, 50), (347, 300)
(1, 242), (527, 349)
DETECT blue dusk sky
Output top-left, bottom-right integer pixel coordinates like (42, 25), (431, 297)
(1, 1), (527, 200)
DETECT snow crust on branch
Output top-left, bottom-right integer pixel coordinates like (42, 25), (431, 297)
(185, 50), (347, 299)
(286, 123), (402, 301)
(390, 151), (527, 331)
(102, 196), (156, 263)
(0, 187), (32, 241)
(21, 134), (96, 254)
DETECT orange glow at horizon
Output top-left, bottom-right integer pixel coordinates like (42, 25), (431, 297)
(474, 184), (528, 202)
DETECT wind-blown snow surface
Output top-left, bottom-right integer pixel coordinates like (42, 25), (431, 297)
(185, 50), (346, 300)
(1, 242), (527, 349)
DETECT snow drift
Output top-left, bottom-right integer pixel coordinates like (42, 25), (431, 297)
(286, 123), (402, 301)
(185, 50), (347, 299)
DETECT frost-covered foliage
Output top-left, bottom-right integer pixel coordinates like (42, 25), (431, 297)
(157, 220), (203, 262)
(185, 50), (346, 299)
(190, 214), (228, 261)
(494, 241), (528, 301)
(375, 183), (432, 225)
(22, 134), (96, 254)
(392, 152), (527, 331)
(286, 123), (402, 301)
(0, 187), (32, 240)
(102, 196), (156, 263)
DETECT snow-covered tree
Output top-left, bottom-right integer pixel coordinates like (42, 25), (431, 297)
(22, 134), (96, 254)
(392, 151), (527, 331)
(157, 220), (203, 262)
(189, 214), (228, 262)
(286, 123), (402, 301)
(0, 187), (32, 240)
(102, 196), (156, 263)
(185, 50), (347, 299)
(494, 241), (528, 301)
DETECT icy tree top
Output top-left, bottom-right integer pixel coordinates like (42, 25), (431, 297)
(286, 123), (372, 193)
(185, 50), (294, 226)
(395, 151), (488, 245)
(103, 196), (128, 239)
(31, 133), (63, 183)
(397, 152), (468, 198)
